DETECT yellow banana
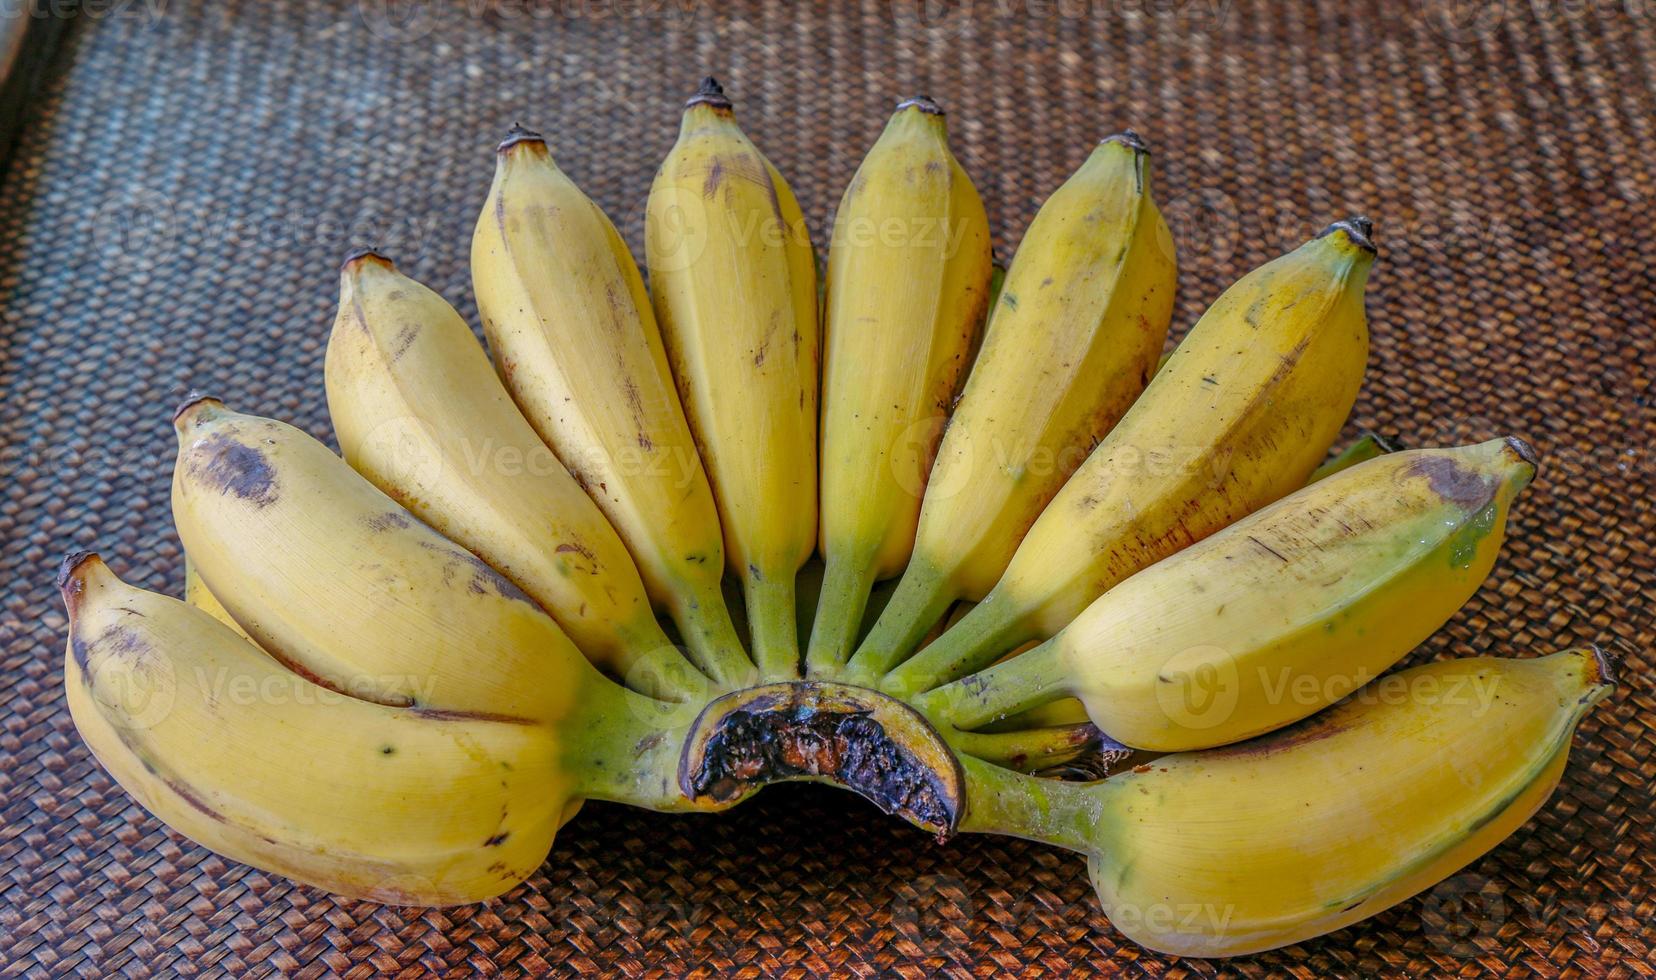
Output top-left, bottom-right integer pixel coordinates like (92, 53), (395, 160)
(888, 218), (1374, 692)
(183, 555), (256, 645)
(646, 79), (818, 680)
(806, 96), (993, 673)
(962, 649), (1615, 956)
(473, 125), (752, 688)
(921, 438), (1537, 750)
(324, 251), (703, 701)
(172, 396), (575, 721)
(850, 131), (1177, 678)
(61, 552), (576, 905)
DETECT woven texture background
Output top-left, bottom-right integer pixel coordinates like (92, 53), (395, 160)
(3, 0), (1654, 975)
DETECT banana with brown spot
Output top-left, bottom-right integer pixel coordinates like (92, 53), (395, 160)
(325, 252), (707, 701)
(472, 125), (753, 688)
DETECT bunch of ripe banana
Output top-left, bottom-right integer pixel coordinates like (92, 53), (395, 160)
(60, 78), (1615, 957)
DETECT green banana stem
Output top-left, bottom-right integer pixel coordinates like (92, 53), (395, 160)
(957, 754), (1098, 854)
(804, 554), (879, 675)
(845, 559), (957, 681)
(911, 637), (1073, 731)
(564, 679), (703, 812)
(744, 573), (802, 681)
(880, 589), (1033, 697)
(1307, 431), (1401, 484)
(609, 617), (713, 702)
(670, 589), (758, 690)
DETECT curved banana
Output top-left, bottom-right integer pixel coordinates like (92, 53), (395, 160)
(61, 553), (575, 905)
(963, 649), (1615, 957)
(850, 131), (1177, 678)
(887, 218), (1375, 693)
(806, 96), (993, 673)
(646, 79), (818, 680)
(172, 396), (577, 721)
(472, 125), (752, 688)
(923, 438), (1537, 750)
(324, 251), (704, 701)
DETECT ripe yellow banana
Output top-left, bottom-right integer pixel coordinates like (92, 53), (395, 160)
(887, 219), (1375, 693)
(962, 649), (1615, 956)
(172, 397), (576, 721)
(324, 251), (704, 701)
(806, 96), (993, 673)
(473, 125), (752, 689)
(921, 438), (1537, 750)
(849, 131), (1177, 679)
(183, 556), (256, 645)
(646, 79), (818, 680)
(62, 552), (576, 905)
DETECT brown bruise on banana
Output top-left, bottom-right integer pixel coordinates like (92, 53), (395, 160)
(678, 682), (966, 838)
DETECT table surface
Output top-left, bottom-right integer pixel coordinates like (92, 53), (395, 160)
(2, 1), (1653, 975)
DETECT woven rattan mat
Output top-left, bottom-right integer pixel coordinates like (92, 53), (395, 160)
(2, 1), (1653, 975)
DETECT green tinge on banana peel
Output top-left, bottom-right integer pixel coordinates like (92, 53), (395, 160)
(957, 650), (1615, 958)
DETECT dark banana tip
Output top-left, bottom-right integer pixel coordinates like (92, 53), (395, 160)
(896, 95), (944, 115)
(172, 390), (222, 425)
(1589, 643), (1619, 690)
(1101, 129), (1149, 153)
(1503, 435), (1540, 476)
(341, 248), (392, 272)
(57, 550), (98, 612)
(687, 76), (732, 109)
(1316, 215), (1377, 254)
(497, 123), (545, 153)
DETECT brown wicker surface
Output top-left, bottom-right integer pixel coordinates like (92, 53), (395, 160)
(3, 1), (1653, 975)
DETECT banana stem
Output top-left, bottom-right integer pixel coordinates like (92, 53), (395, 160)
(845, 559), (958, 681)
(912, 638), (1072, 731)
(880, 590), (1032, 698)
(610, 616), (714, 702)
(804, 555), (879, 675)
(957, 754), (1099, 854)
(744, 572), (802, 681)
(670, 590), (759, 690)
(950, 723), (1115, 774)
(564, 680), (701, 812)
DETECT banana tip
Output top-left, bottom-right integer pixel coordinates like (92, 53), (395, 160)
(687, 76), (732, 110)
(172, 391), (221, 426)
(1102, 129), (1149, 153)
(341, 248), (392, 272)
(497, 123), (545, 153)
(896, 95), (944, 116)
(1588, 644), (1619, 690)
(1317, 215), (1377, 254)
(1502, 435), (1540, 477)
(56, 550), (97, 607)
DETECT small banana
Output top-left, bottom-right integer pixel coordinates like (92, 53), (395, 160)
(172, 397), (577, 721)
(961, 649), (1615, 957)
(324, 252), (704, 701)
(888, 219), (1375, 693)
(61, 553), (576, 905)
(472, 125), (752, 688)
(921, 439), (1537, 751)
(646, 79), (819, 680)
(806, 96), (993, 674)
(850, 131), (1177, 679)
